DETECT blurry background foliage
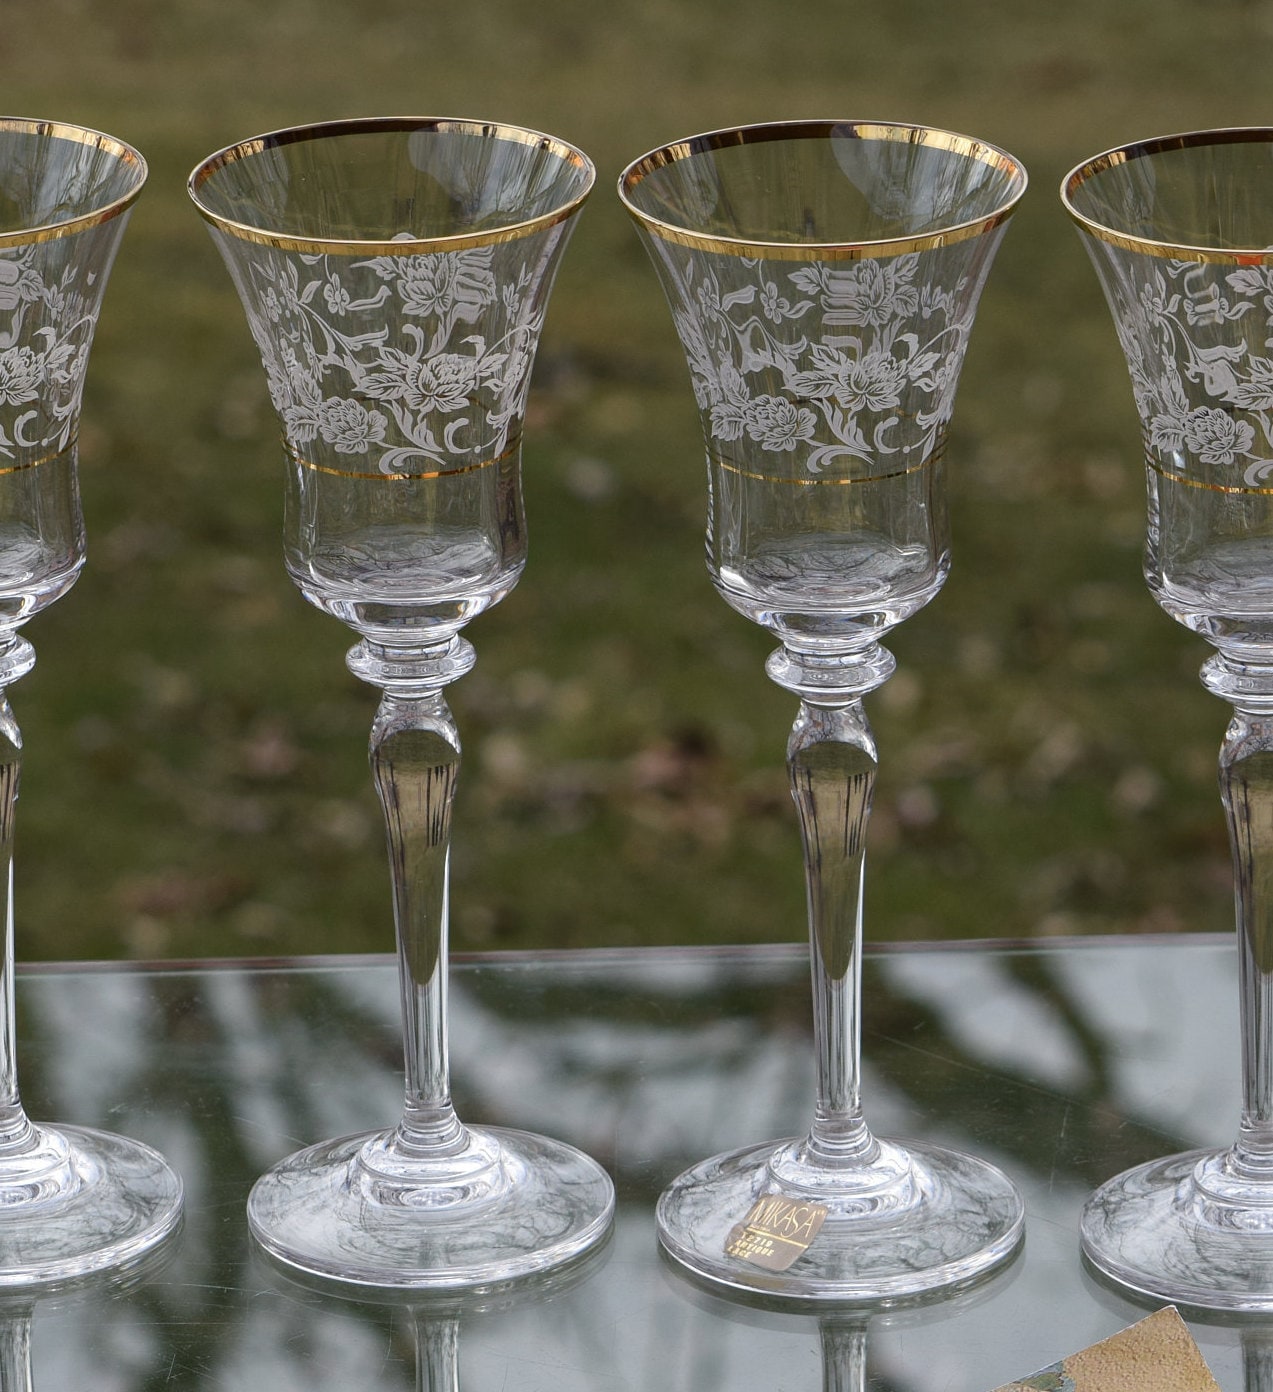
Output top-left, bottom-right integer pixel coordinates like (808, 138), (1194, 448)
(0, 0), (1266, 961)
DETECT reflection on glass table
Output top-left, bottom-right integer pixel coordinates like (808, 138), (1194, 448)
(7, 937), (1269, 1388)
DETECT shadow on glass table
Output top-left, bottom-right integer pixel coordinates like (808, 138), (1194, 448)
(6, 937), (1259, 1388)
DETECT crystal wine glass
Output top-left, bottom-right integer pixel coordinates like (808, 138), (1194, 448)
(1065, 127), (1273, 1311)
(189, 118), (613, 1288)
(0, 119), (182, 1283)
(619, 121), (1028, 1299)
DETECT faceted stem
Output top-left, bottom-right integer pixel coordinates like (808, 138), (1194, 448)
(0, 1312), (32, 1392)
(1245, 1328), (1273, 1392)
(819, 1318), (868, 1392)
(413, 1314), (460, 1392)
(788, 698), (879, 1164)
(369, 688), (465, 1157)
(1219, 703), (1273, 1176)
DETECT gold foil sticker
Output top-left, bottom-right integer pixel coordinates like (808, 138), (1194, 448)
(724, 1194), (829, 1272)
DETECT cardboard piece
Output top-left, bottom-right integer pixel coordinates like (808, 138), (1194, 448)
(991, 1307), (1220, 1392)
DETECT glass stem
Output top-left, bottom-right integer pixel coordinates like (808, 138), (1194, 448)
(369, 689), (466, 1158)
(0, 694), (33, 1159)
(0, 1312), (32, 1392)
(412, 1314), (460, 1392)
(819, 1318), (868, 1392)
(788, 699), (879, 1165)
(1219, 704), (1273, 1178)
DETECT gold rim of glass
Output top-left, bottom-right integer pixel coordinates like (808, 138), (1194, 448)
(0, 119), (147, 249)
(617, 119), (1027, 261)
(1062, 126), (1273, 264)
(187, 116), (596, 256)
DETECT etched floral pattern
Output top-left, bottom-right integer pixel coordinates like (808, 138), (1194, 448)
(651, 244), (981, 477)
(221, 236), (555, 476)
(1098, 255), (1273, 487)
(0, 244), (105, 461)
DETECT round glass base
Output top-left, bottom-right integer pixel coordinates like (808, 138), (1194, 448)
(1081, 1147), (1273, 1311)
(656, 1135), (1024, 1301)
(0, 1124), (183, 1287)
(247, 1124), (615, 1290)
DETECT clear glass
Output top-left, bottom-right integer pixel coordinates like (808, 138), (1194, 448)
(0, 120), (182, 1284)
(189, 118), (613, 1289)
(620, 120), (1028, 1300)
(1064, 127), (1273, 1311)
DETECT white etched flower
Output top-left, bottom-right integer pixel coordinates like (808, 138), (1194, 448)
(0, 345), (43, 405)
(743, 395), (817, 451)
(1139, 269), (1179, 323)
(0, 256), (44, 314)
(402, 352), (481, 414)
(317, 398), (388, 454)
(759, 280), (794, 323)
(323, 274), (352, 316)
(396, 249), (496, 324)
(789, 346), (907, 414)
(1182, 406), (1254, 465)
(1225, 356), (1273, 412)
(270, 345), (324, 444)
(820, 257), (920, 329)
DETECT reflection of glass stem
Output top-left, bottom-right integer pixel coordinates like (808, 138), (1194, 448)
(1244, 1326), (1273, 1392)
(788, 699), (879, 1166)
(0, 1308), (31, 1392)
(819, 1317), (867, 1392)
(412, 1312), (460, 1392)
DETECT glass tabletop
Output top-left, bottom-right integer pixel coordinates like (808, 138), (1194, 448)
(6, 937), (1258, 1389)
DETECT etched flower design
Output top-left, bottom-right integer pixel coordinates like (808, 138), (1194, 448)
(362, 346), (484, 416)
(1182, 405), (1254, 465)
(646, 234), (983, 476)
(323, 275), (352, 316)
(1225, 355), (1273, 412)
(790, 346), (907, 414)
(0, 345), (43, 406)
(222, 222), (572, 474)
(744, 395), (817, 450)
(318, 398), (388, 454)
(395, 249), (497, 324)
(820, 257), (920, 329)
(405, 352), (482, 414)
(1139, 269), (1179, 324)
(759, 280), (794, 323)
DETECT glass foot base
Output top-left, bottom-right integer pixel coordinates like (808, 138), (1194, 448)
(656, 1135), (1024, 1301)
(0, 1124), (183, 1287)
(1081, 1147), (1273, 1311)
(247, 1124), (615, 1290)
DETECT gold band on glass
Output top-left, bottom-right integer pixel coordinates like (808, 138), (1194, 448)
(1062, 127), (1273, 265)
(287, 435), (518, 482)
(0, 121), (146, 249)
(1147, 454), (1273, 496)
(188, 117), (595, 256)
(0, 439), (74, 477)
(619, 120), (1027, 262)
(714, 443), (943, 486)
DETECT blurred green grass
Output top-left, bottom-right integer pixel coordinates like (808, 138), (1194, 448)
(0, 0), (1265, 959)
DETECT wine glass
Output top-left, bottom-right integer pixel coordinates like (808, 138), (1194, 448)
(619, 120), (1028, 1300)
(188, 118), (613, 1288)
(0, 119), (182, 1283)
(1065, 127), (1273, 1311)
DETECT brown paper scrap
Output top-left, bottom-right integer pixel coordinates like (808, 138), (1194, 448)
(991, 1307), (1220, 1392)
